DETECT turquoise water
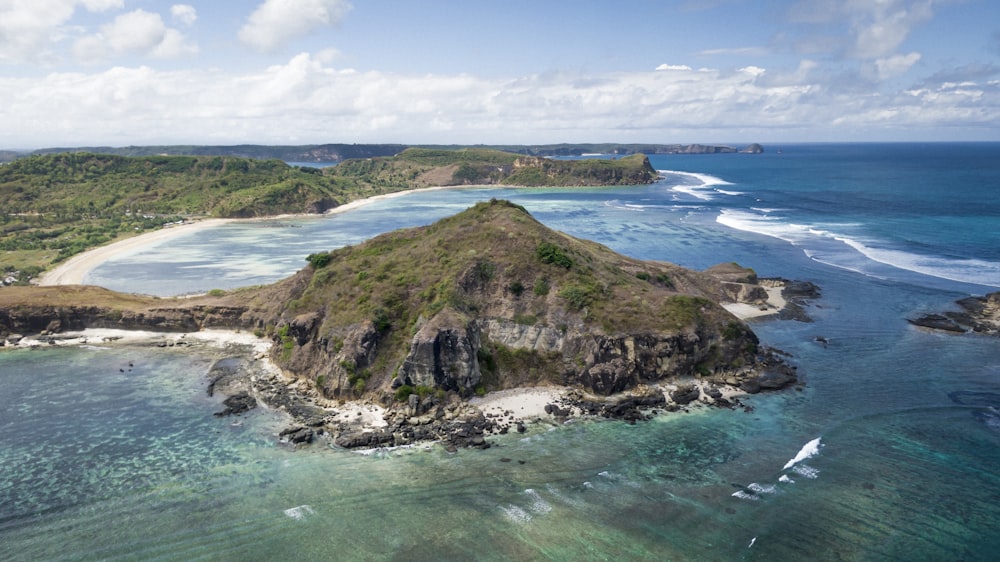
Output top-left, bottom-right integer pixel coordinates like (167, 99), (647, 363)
(4, 144), (1000, 559)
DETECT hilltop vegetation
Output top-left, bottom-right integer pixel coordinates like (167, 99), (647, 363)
(329, 147), (658, 189)
(1, 142), (761, 164)
(238, 200), (770, 400)
(1, 149), (657, 278)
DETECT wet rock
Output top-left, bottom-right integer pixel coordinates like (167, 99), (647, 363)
(279, 426), (315, 444)
(670, 384), (701, 405)
(214, 391), (257, 416)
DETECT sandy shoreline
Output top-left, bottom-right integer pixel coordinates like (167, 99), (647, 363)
(722, 286), (787, 320)
(38, 219), (235, 286)
(37, 185), (470, 288)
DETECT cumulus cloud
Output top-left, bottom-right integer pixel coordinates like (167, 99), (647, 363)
(0, 0), (123, 63)
(239, 0), (352, 52)
(170, 4), (197, 26)
(2, 52), (997, 147)
(73, 9), (198, 63)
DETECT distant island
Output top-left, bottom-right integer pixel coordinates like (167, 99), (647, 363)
(0, 200), (800, 449)
(0, 142), (765, 164)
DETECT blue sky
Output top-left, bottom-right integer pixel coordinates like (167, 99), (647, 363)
(1, 0), (999, 148)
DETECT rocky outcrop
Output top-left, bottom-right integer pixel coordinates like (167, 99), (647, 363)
(0, 303), (250, 338)
(395, 309), (482, 393)
(909, 292), (1000, 336)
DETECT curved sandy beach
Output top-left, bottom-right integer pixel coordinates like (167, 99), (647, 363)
(38, 219), (235, 286)
(37, 185), (465, 287)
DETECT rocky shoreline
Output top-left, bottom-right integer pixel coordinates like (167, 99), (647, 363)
(1, 325), (800, 452)
(208, 342), (799, 452)
(908, 291), (1000, 336)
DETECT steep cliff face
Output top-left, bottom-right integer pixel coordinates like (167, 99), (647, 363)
(252, 200), (791, 402)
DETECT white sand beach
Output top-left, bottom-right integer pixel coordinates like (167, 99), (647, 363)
(722, 285), (787, 320)
(38, 218), (235, 286)
(37, 185), (469, 288)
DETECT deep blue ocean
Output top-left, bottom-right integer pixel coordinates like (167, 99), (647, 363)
(3, 143), (1000, 560)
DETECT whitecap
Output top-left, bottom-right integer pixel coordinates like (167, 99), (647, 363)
(778, 474), (795, 484)
(792, 464), (820, 479)
(731, 490), (760, 501)
(660, 169), (735, 201)
(283, 505), (315, 520)
(499, 504), (532, 523)
(747, 482), (777, 494)
(783, 437), (822, 470)
(834, 236), (1000, 288)
(524, 489), (552, 514)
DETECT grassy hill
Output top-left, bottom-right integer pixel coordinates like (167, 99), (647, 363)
(240, 199), (766, 400)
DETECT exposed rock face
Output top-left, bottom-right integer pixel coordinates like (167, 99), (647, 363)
(396, 309), (482, 392)
(481, 319), (565, 352)
(0, 303), (248, 338)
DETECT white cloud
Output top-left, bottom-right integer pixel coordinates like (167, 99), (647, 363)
(170, 4), (197, 26)
(0, 0), (122, 63)
(786, 0), (935, 60)
(1, 53), (997, 147)
(104, 10), (167, 52)
(656, 64), (693, 71)
(239, 0), (352, 52)
(73, 9), (198, 63)
(872, 51), (922, 81)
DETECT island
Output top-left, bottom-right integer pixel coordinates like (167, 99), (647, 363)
(0, 199), (803, 450)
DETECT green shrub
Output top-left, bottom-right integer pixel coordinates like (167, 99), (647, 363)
(306, 252), (332, 268)
(507, 280), (525, 296)
(533, 277), (550, 296)
(395, 384), (414, 401)
(536, 242), (573, 269)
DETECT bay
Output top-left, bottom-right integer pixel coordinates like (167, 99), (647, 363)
(3, 143), (1000, 560)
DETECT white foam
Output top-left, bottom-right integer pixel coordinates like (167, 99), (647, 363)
(747, 482), (777, 494)
(524, 489), (552, 514)
(783, 437), (822, 470)
(778, 474), (795, 484)
(499, 504), (532, 523)
(718, 209), (1000, 288)
(835, 236), (1000, 288)
(792, 464), (820, 479)
(731, 490), (759, 501)
(659, 169), (735, 201)
(283, 505), (315, 520)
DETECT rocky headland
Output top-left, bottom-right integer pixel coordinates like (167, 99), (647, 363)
(1, 200), (809, 450)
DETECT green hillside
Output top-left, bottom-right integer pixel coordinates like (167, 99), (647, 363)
(0, 148), (657, 279)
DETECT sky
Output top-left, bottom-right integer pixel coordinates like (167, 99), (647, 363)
(1, 0), (999, 148)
